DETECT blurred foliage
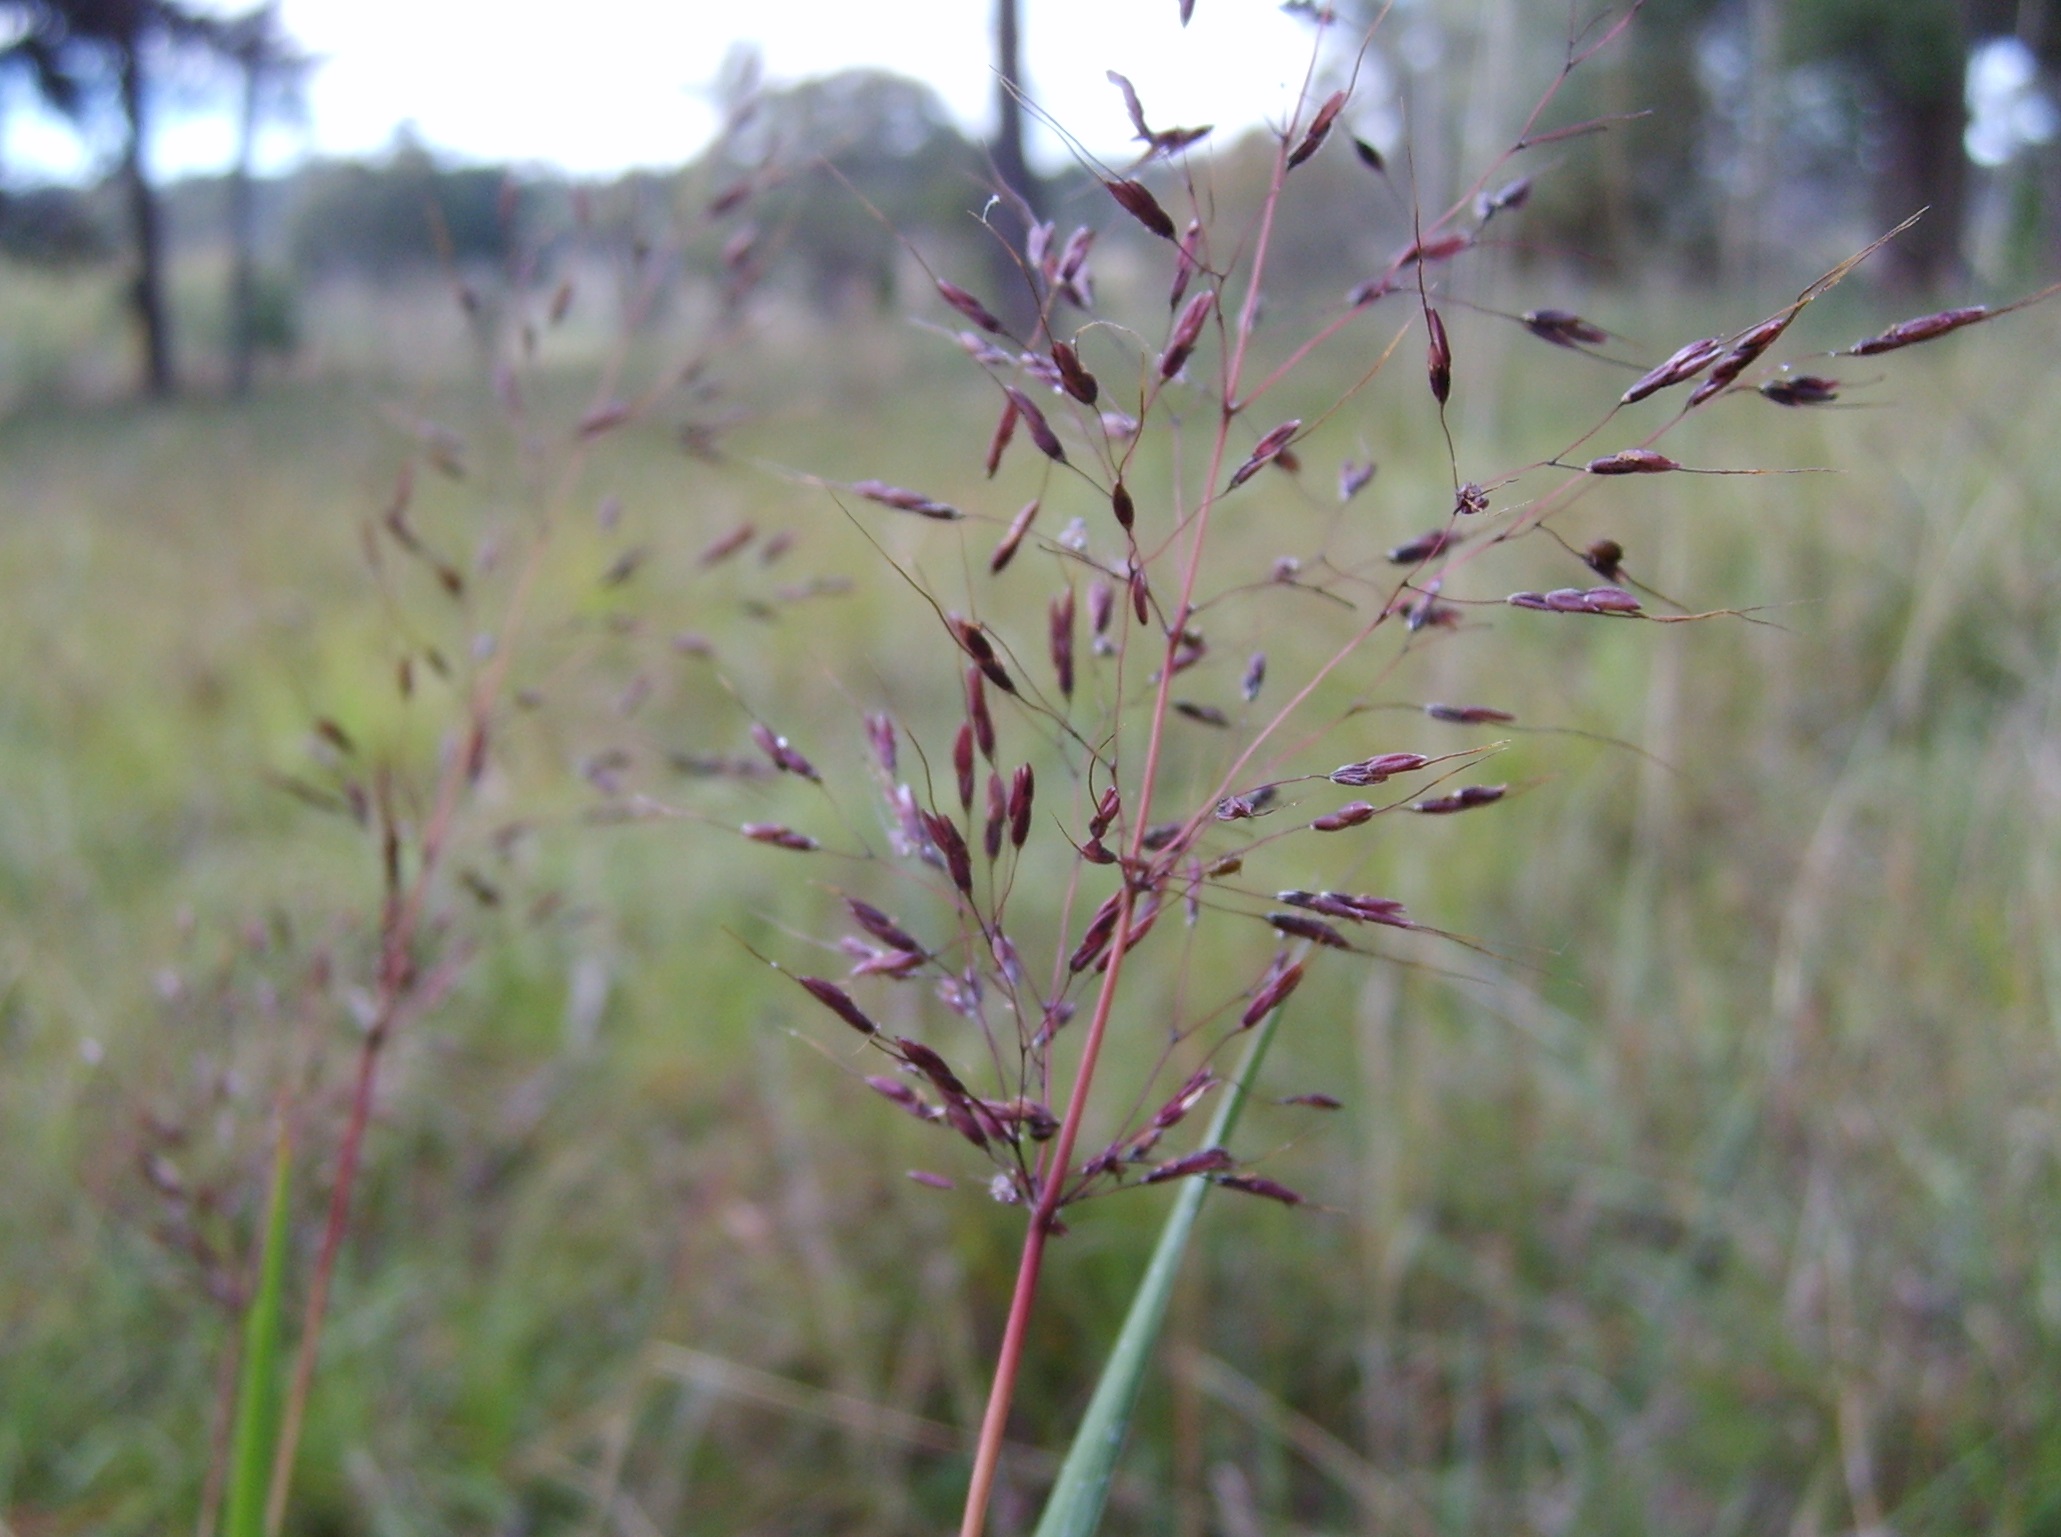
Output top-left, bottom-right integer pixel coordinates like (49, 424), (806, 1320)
(286, 138), (518, 278)
(0, 185), (115, 266)
(3, 268), (2061, 1529)
(697, 68), (990, 311)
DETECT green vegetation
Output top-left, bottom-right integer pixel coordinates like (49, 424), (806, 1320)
(3, 268), (2060, 1532)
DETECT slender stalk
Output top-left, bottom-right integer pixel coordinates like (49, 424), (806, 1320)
(1033, 991), (1293, 1536)
(957, 889), (1138, 1535)
(955, 114), (1301, 1537)
(263, 526), (557, 1533)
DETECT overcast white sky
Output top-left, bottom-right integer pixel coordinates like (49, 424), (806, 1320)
(2, 0), (1337, 181)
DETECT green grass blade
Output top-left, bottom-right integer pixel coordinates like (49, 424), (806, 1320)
(222, 1126), (292, 1537)
(1032, 1003), (1290, 1537)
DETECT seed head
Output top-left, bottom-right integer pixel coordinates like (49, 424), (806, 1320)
(1051, 340), (1099, 404)
(1759, 374), (1840, 407)
(952, 723), (976, 809)
(1287, 89), (1347, 168)
(1425, 702), (1514, 724)
(1242, 957), (1305, 1026)
(936, 278), (1004, 335)
(964, 665), (996, 759)
(984, 396), (1019, 478)
(1267, 911), (1352, 948)
(1425, 308), (1452, 403)
(1008, 764), (1034, 848)
(990, 499), (1039, 573)
(920, 811), (973, 892)
(1586, 448), (1680, 475)
(847, 898), (924, 956)
(742, 822), (818, 852)
(865, 713), (899, 776)
(1162, 289), (1216, 378)
(1849, 305), (1988, 356)
(1111, 479), (1135, 530)
(1229, 419), (1302, 489)
(1329, 752), (1428, 787)
(852, 480), (960, 520)
(797, 975), (878, 1036)
(1003, 386), (1067, 464)
(984, 772), (1006, 860)
(1311, 801), (1376, 831)
(1521, 307), (1608, 348)
(1621, 336), (1725, 404)
(1410, 784), (1506, 814)
(1104, 177), (1177, 240)
(1049, 590), (1076, 698)
(1214, 1173), (1304, 1205)
(1388, 527), (1455, 564)
(1142, 1147), (1237, 1184)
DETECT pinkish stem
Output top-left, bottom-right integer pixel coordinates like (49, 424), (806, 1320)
(954, 117), (1299, 1537)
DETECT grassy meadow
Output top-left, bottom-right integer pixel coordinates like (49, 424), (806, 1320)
(4, 263), (2061, 1536)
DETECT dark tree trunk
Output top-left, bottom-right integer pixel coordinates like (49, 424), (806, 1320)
(1874, 85), (1971, 292)
(986, 0), (1044, 334)
(228, 52), (260, 397)
(117, 36), (174, 398)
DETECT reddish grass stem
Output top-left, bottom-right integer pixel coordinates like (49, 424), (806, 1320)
(955, 109), (1298, 1537)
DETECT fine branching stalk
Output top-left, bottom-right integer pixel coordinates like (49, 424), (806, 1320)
(690, 7), (2051, 1532)
(212, 4), (2053, 1530)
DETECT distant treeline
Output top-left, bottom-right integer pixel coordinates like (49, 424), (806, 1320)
(4, 0), (2059, 400)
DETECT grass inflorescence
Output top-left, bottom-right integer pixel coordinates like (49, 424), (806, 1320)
(5, 4), (2061, 1534)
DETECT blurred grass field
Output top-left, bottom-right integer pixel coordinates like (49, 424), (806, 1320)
(5, 270), (2061, 1535)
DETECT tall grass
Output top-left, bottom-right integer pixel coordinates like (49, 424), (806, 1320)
(4, 5), (2061, 1533)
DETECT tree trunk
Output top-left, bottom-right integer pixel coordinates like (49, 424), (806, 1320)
(1873, 83), (1971, 292)
(228, 52), (260, 397)
(118, 38), (175, 398)
(986, 0), (1043, 335)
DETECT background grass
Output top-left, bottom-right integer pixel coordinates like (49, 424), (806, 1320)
(4, 271), (2061, 1535)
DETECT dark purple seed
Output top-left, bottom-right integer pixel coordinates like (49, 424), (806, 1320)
(1142, 1147), (1237, 1184)
(1849, 305), (1988, 356)
(1213, 1173), (1303, 1205)
(1008, 764), (1034, 848)
(984, 396), (1019, 478)
(1621, 336), (1725, 404)
(1759, 374), (1840, 406)
(1521, 307), (1608, 348)
(1425, 308), (1452, 403)
(1424, 702), (1514, 724)
(1242, 958), (1304, 1026)
(1286, 89), (1346, 169)
(1410, 784), (1506, 814)
(937, 279), (1003, 335)
(851, 905), (922, 963)
(991, 499), (1039, 572)
(1311, 802), (1376, 831)
(953, 722), (976, 809)
(1052, 340), (1099, 405)
(1105, 177), (1177, 240)
(1267, 911), (1352, 948)
(1388, 528), (1455, 564)
(1003, 386), (1066, 464)
(798, 976), (877, 1035)
(1586, 448), (1679, 475)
